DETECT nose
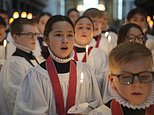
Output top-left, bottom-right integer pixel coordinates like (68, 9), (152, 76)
(61, 36), (68, 44)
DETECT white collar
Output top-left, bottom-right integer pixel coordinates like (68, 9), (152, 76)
(48, 47), (74, 63)
(110, 82), (154, 109)
(14, 43), (33, 53)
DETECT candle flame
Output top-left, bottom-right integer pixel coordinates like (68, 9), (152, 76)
(3, 40), (7, 47)
(105, 32), (109, 37)
(108, 35), (112, 42)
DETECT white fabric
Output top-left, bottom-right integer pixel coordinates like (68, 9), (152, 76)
(48, 47), (74, 63)
(89, 104), (112, 115)
(0, 55), (39, 115)
(13, 61), (103, 115)
(96, 32), (117, 55)
(74, 47), (109, 92)
(146, 34), (154, 51)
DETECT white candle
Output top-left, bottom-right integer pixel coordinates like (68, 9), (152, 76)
(85, 45), (89, 61)
(80, 72), (84, 83)
(3, 40), (7, 60)
(108, 35), (112, 43)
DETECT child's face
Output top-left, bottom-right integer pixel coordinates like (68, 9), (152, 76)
(75, 18), (93, 46)
(69, 11), (80, 24)
(110, 58), (153, 105)
(126, 27), (144, 44)
(38, 15), (50, 34)
(46, 21), (74, 59)
(13, 25), (38, 50)
(128, 13), (147, 31)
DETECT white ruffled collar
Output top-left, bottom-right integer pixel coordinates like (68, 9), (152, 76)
(110, 83), (154, 109)
(14, 43), (32, 53)
(48, 48), (74, 63)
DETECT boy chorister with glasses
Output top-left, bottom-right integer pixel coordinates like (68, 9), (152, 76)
(0, 18), (40, 115)
(90, 42), (154, 115)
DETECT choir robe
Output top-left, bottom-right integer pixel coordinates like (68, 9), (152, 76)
(0, 48), (39, 115)
(74, 47), (109, 92)
(94, 32), (117, 55)
(13, 60), (103, 115)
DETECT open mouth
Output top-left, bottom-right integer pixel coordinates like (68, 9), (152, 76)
(61, 47), (68, 50)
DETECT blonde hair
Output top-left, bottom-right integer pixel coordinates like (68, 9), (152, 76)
(109, 42), (153, 69)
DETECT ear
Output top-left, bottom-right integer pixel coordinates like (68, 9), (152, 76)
(12, 34), (18, 42)
(108, 74), (116, 89)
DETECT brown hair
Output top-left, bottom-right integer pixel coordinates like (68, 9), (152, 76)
(83, 8), (102, 18)
(10, 18), (36, 36)
(109, 42), (153, 69)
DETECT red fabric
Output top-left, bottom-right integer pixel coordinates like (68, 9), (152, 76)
(146, 104), (154, 115)
(111, 99), (123, 115)
(74, 47), (93, 62)
(95, 35), (101, 48)
(111, 99), (154, 115)
(46, 57), (77, 115)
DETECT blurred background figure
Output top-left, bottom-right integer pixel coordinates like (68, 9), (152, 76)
(117, 23), (145, 45)
(66, 8), (80, 24)
(0, 16), (7, 71)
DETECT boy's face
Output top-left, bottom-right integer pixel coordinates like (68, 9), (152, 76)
(109, 58), (153, 106)
(13, 24), (38, 51)
(128, 13), (147, 31)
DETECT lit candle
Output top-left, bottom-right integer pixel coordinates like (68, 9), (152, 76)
(149, 20), (153, 29)
(108, 35), (111, 43)
(85, 45), (89, 62)
(105, 31), (109, 38)
(3, 40), (7, 60)
(80, 72), (84, 83)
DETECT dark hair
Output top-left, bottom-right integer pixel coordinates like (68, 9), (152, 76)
(44, 15), (74, 38)
(83, 8), (101, 18)
(66, 8), (79, 16)
(117, 23), (145, 44)
(37, 12), (52, 23)
(74, 16), (94, 30)
(0, 9), (9, 16)
(127, 8), (147, 21)
(10, 18), (36, 36)
(0, 16), (6, 27)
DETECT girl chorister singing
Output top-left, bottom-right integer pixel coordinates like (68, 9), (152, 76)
(73, 16), (108, 92)
(13, 15), (103, 115)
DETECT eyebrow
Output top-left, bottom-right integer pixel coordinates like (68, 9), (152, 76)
(53, 30), (74, 33)
(76, 23), (92, 26)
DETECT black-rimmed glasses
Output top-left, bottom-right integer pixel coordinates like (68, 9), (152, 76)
(16, 32), (41, 39)
(111, 71), (154, 85)
(126, 34), (145, 43)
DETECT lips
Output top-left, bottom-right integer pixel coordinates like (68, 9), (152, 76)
(61, 47), (68, 50)
(131, 92), (142, 95)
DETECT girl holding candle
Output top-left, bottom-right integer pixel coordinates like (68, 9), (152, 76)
(13, 15), (103, 115)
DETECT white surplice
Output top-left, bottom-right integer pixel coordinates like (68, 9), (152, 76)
(74, 46), (109, 93)
(13, 59), (103, 115)
(0, 48), (39, 115)
(95, 32), (117, 55)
